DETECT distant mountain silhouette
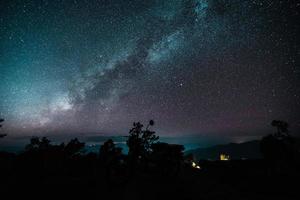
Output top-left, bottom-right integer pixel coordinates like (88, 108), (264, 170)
(185, 140), (262, 160)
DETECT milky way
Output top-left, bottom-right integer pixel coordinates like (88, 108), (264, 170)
(0, 0), (299, 138)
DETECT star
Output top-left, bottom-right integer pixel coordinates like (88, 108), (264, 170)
(0, 0), (298, 141)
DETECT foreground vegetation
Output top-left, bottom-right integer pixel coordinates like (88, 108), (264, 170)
(0, 120), (299, 199)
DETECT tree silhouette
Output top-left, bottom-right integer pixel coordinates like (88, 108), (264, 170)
(25, 137), (85, 158)
(99, 139), (122, 163)
(64, 138), (85, 157)
(260, 120), (297, 173)
(126, 120), (159, 169)
(99, 139), (125, 184)
(271, 120), (289, 136)
(25, 137), (51, 151)
(0, 118), (4, 127)
(0, 118), (7, 138)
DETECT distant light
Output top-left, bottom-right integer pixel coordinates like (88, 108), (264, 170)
(220, 154), (230, 161)
(192, 161), (196, 168)
(192, 161), (201, 169)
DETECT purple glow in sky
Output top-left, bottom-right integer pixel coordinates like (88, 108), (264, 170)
(0, 0), (299, 141)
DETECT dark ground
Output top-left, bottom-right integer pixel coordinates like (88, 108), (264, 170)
(1, 154), (299, 200)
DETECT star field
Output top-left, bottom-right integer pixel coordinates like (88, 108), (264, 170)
(0, 0), (299, 139)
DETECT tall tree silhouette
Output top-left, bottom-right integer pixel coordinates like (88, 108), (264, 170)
(127, 120), (159, 171)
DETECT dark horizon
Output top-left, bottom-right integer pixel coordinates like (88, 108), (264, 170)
(0, 131), (262, 153)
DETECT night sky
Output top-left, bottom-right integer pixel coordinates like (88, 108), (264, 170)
(0, 0), (299, 141)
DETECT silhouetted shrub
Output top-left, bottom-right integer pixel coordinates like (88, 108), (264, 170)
(99, 139), (122, 164)
(151, 142), (184, 176)
(271, 120), (289, 136)
(260, 120), (299, 172)
(25, 137), (51, 151)
(64, 138), (85, 157)
(99, 139), (126, 184)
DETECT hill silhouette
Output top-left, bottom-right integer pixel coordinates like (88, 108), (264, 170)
(186, 140), (262, 160)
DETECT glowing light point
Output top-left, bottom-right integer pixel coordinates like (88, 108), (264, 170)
(220, 154), (230, 161)
(192, 161), (201, 169)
